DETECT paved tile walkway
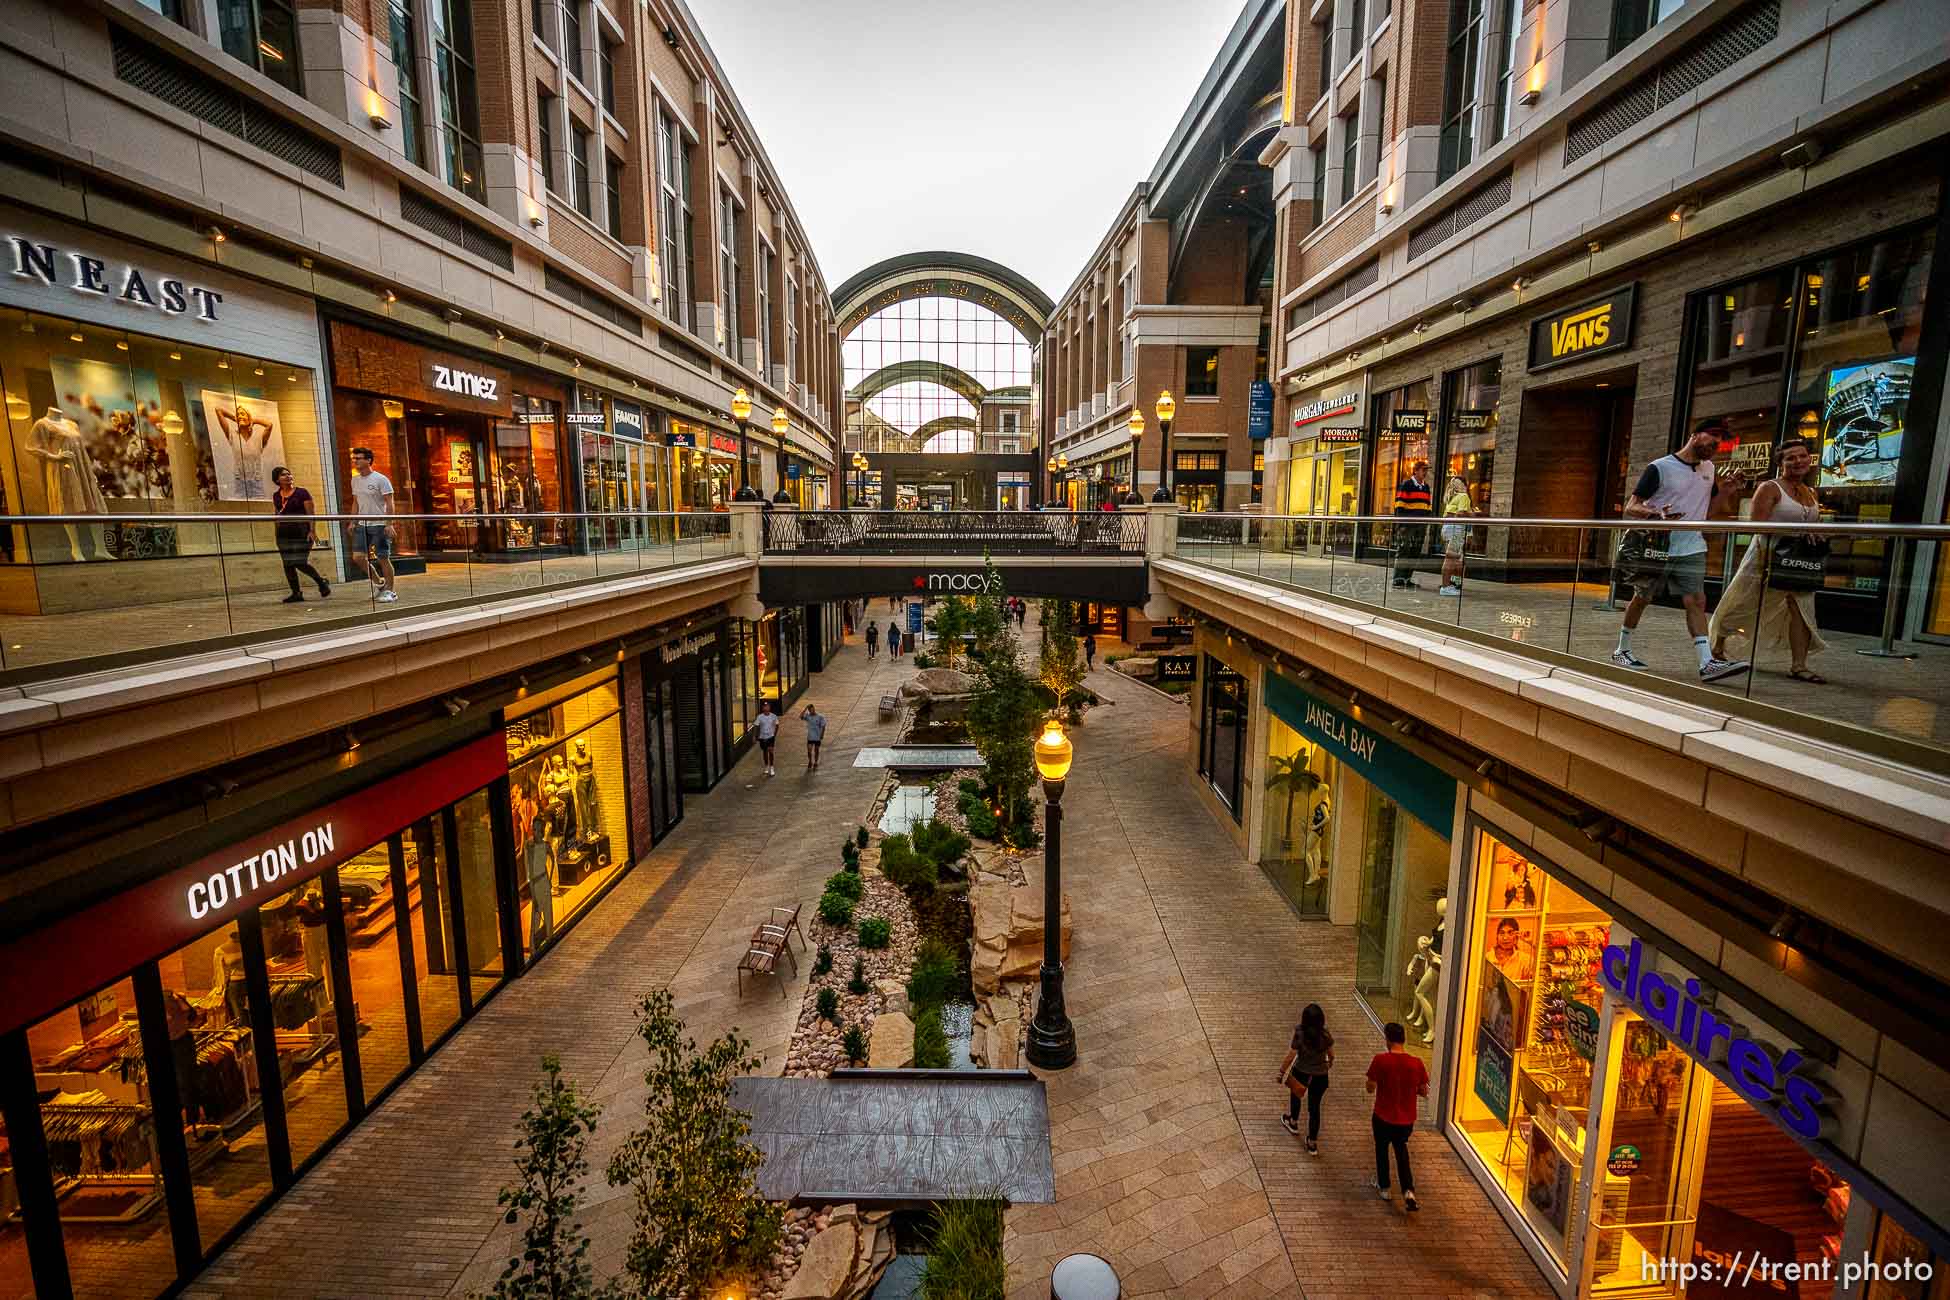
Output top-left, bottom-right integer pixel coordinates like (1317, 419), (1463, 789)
(190, 604), (1551, 1299)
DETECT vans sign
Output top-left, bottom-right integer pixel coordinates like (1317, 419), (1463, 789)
(1528, 284), (1636, 372)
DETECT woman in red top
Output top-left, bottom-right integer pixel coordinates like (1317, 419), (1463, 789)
(1366, 1021), (1430, 1210)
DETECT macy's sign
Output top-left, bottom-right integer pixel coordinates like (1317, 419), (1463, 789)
(915, 572), (997, 593)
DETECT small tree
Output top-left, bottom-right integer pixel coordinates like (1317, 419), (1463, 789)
(927, 596), (973, 669)
(491, 1054), (618, 1300)
(1038, 599), (1085, 721)
(966, 554), (1011, 664)
(966, 646), (1043, 845)
(605, 990), (781, 1299)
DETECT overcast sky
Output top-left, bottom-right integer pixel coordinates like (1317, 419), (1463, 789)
(694, 0), (1247, 303)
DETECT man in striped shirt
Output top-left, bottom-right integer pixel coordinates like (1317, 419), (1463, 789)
(1391, 460), (1433, 589)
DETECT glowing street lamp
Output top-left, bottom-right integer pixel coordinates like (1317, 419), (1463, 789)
(1152, 390), (1176, 503)
(1026, 719), (1077, 1069)
(771, 407), (793, 503)
(1122, 408), (1146, 505)
(730, 389), (758, 501)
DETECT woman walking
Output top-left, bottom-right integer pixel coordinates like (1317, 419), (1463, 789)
(1278, 1003), (1334, 1154)
(272, 466), (331, 603)
(1436, 475), (1474, 597)
(1709, 440), (1829, 681)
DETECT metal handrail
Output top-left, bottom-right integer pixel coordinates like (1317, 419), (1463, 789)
(1173, 512), (1950, 538)
(4, 510), (724, 525)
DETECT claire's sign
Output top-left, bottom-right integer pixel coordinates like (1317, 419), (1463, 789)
(1600, 939), (1831, 1140)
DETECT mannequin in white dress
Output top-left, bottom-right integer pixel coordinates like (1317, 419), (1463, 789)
(26, 408), (111, 561)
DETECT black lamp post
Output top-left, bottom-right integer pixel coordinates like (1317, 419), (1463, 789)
(730, 388), (759, 501)
(771, 407), (795, 503)
(1121, 408), (1145, 505)
(1025, 719), (1077, 1070)
(1045, 456), (1056, 509)
(1150, 390), (1176, 503)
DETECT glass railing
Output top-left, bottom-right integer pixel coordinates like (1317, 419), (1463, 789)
(763, 509), (1147, 554)
(1171, 513), (1950, 759)
(0, 511), (737, 679)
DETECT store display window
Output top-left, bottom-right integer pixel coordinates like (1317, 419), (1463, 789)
(1369, 379), (1435, 520)
(1441, 358), (1499, 524)
(1198, 654), (1247, 819)
(1862, 1212), (1949, 1300)
(1259, 710), (1334, 916)
(255, 880), (346, 1169)
(1451, 828), (1612, 1271)
(1173, 451), (1224, 513)
(1683, 226), (1933, 592)
(506, 669), (632, 960)
(0, 305), (325, 589)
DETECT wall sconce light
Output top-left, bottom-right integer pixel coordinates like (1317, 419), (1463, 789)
(1519, 62), (1545, 105)
(1412, 320), (1431, 334)
(444, 307), (464, 322)
(1586, 239), (1603, 254)
(383, 289), (397, 303)
(365, 85), (391, 130)
(382, 399), (405, 419)
(1511, 276), (1528, 293)
(1378, 184), (1396, 216)
(207, 226), (226, 244)
(1669, 203), (1695, 223)
(1452, 297), (1472, 314)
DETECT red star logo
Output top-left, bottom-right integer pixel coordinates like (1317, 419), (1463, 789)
(912, 575), (925, 589)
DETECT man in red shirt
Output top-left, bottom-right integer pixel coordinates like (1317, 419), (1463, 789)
(1365, 1021), (1430, 1210)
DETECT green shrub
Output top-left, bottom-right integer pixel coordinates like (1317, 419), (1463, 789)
(906, 938), (960, 1013)
(913, 1007), (950, 1069)
(825, 870), (864, 902)
(879, 836), (938, 893)
(812, 945), (832, 977)
(841, 839), (860, 867)
(817, 890), (854, 927)
(919, 1196), (1006, 1300)
(856, 825), (870, 848)
(1005, 816), (1041, 851)
(957, 777), (985, 798)
(815, 987), (840, 1023)
(913, 819), (972, 870)
(912, 651), (936, 668)
(857, 917), (892, 949)
(841, 1024), (867, 1064)
(848, 956), (869, 995)
(963, 802), (1000, 840)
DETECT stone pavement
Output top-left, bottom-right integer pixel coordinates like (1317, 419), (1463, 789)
(189, 602), (1551, 1299)
(1002, 652), (1551, 1300)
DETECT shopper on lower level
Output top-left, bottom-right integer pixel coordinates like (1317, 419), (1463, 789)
(801, 704), (827, 771)
(1613, 420), (1748, 683)
(1366, 1021), (1429, 1211)
(865, 620), (880, 659)
(1278, 1002), (1334, 1154)
(347, 446), (397, 603)
(1083, 633), (1096, 671)
(755, 700), (779, 777)
(1437, 475), (1474, 597)
(1391, 460), (1433, 590)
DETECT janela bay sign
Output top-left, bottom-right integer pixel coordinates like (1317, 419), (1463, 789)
(1304, 698), (1377, 761)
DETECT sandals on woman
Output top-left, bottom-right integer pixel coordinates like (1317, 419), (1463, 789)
(1789, 667), (1828, 684)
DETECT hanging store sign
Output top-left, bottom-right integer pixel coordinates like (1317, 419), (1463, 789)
(1528, 284), (1637, 372)
(613, 402), (645, 441)
(1600, 938), (1832, 1140)
(1248, 380), (1275, 439)
(667, 429), (697, 447)
(1318, 426), (1362, 444)
(709, 432), (743, 456)
(1292, 390), (1360, 429)
(1390, 409), (1430, 434)
(9, 234), (225, 321)
(659, 629), (719, 663)
(566, 410), (606, 427)
(428, 360), (503, 404)
(0, 730), (510, 1037)
(1157, 654), (1196, 682)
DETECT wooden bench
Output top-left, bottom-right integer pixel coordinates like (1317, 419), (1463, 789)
(762, 903), (805, 953)
(737, 945), (786, 998)
(878, 694), (899, 720)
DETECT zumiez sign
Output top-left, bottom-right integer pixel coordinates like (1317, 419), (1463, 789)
(9, 235), (224, 320)
(1600, 938), (1831, 1140)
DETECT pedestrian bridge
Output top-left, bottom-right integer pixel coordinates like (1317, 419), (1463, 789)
(756, 508), (1150, 604)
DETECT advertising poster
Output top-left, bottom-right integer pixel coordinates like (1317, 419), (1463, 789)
(1819, 357), (1910, 488)
(1480, 960), (1531, 1054)
(1525, 1123), (1575, 1244)
(50, 356), (171, 500)
(1472, 1025), (1513, 1124)
(1487, 914), (1540, 983)
(200, 389), (287, 503)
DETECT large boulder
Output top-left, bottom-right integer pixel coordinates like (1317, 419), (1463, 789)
(1116, 656), (1158, 679)
(874, 979), (909, 1018)
(971, 876), (1072, 995)
(912, 667), (977, 695)
(782, 1220), (858, 1299)
(867, 1010), (914, 1069)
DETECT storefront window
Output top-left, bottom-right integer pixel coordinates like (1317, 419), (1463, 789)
(18, 977), (179, 1297)
(255, 881), (347, 1168)
(1174, 451), (1224, 513)
(1863, 1213), (1949, 1300)
(1452, 828), (1612, 1272)
(1370, 379), (1436, 519)
(404, 816), (463, 1046)
(1353, 780), (1449, 1051)
(452, 789), (502, 1004)
(0, 306), (324, 576)
(727, 619), (752, 737)
(1260, 711), (1334, 915)
(1442, 358), (1500, 517)
(336, 840), (411, 1107)
(506, 669), (631, 960)
(756, 611), (782, 702)
(1198, 655), (1246, 819)
(490, 395), (564, 551)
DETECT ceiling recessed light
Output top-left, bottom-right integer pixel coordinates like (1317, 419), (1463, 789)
(169, 351), (182, 361)
(253, 366), (265, 376)
(69, 331), (83, 343)
(115, 340), (129, 351)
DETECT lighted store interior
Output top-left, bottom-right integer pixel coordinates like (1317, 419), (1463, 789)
(1449, 827), (1851, 1296)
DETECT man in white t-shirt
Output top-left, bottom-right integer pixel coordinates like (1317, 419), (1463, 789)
(754, 699), (780, 776)
(1614, 419), (1746, 682)
(347, 446), (397, 602)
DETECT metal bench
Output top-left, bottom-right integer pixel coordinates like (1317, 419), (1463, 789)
(737, 944), (786, 998)
(878, 694), (899, 720)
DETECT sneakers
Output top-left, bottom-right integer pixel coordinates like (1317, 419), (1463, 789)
(1610, 648), (1649, 669)
(1279, 1114), (1299, 1136)
(1306, 1139), (1319, 1156)
(282, 592), (304, 604)
(1377, 1184), (1393, 1202)
(377, 590), (399, 603)
(1700, 656), (1750, 683)
(1404, 1191), (1419, 1212)
(1436, 584), (1462, 597)
(317, 581), (331, 598)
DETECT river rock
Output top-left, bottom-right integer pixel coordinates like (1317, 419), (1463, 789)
(875, 979), (909, 1017)
(1116, 656), (1158, 679)
(781, 1221), (858, 1299)
(868, 1010), (914, 1068)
